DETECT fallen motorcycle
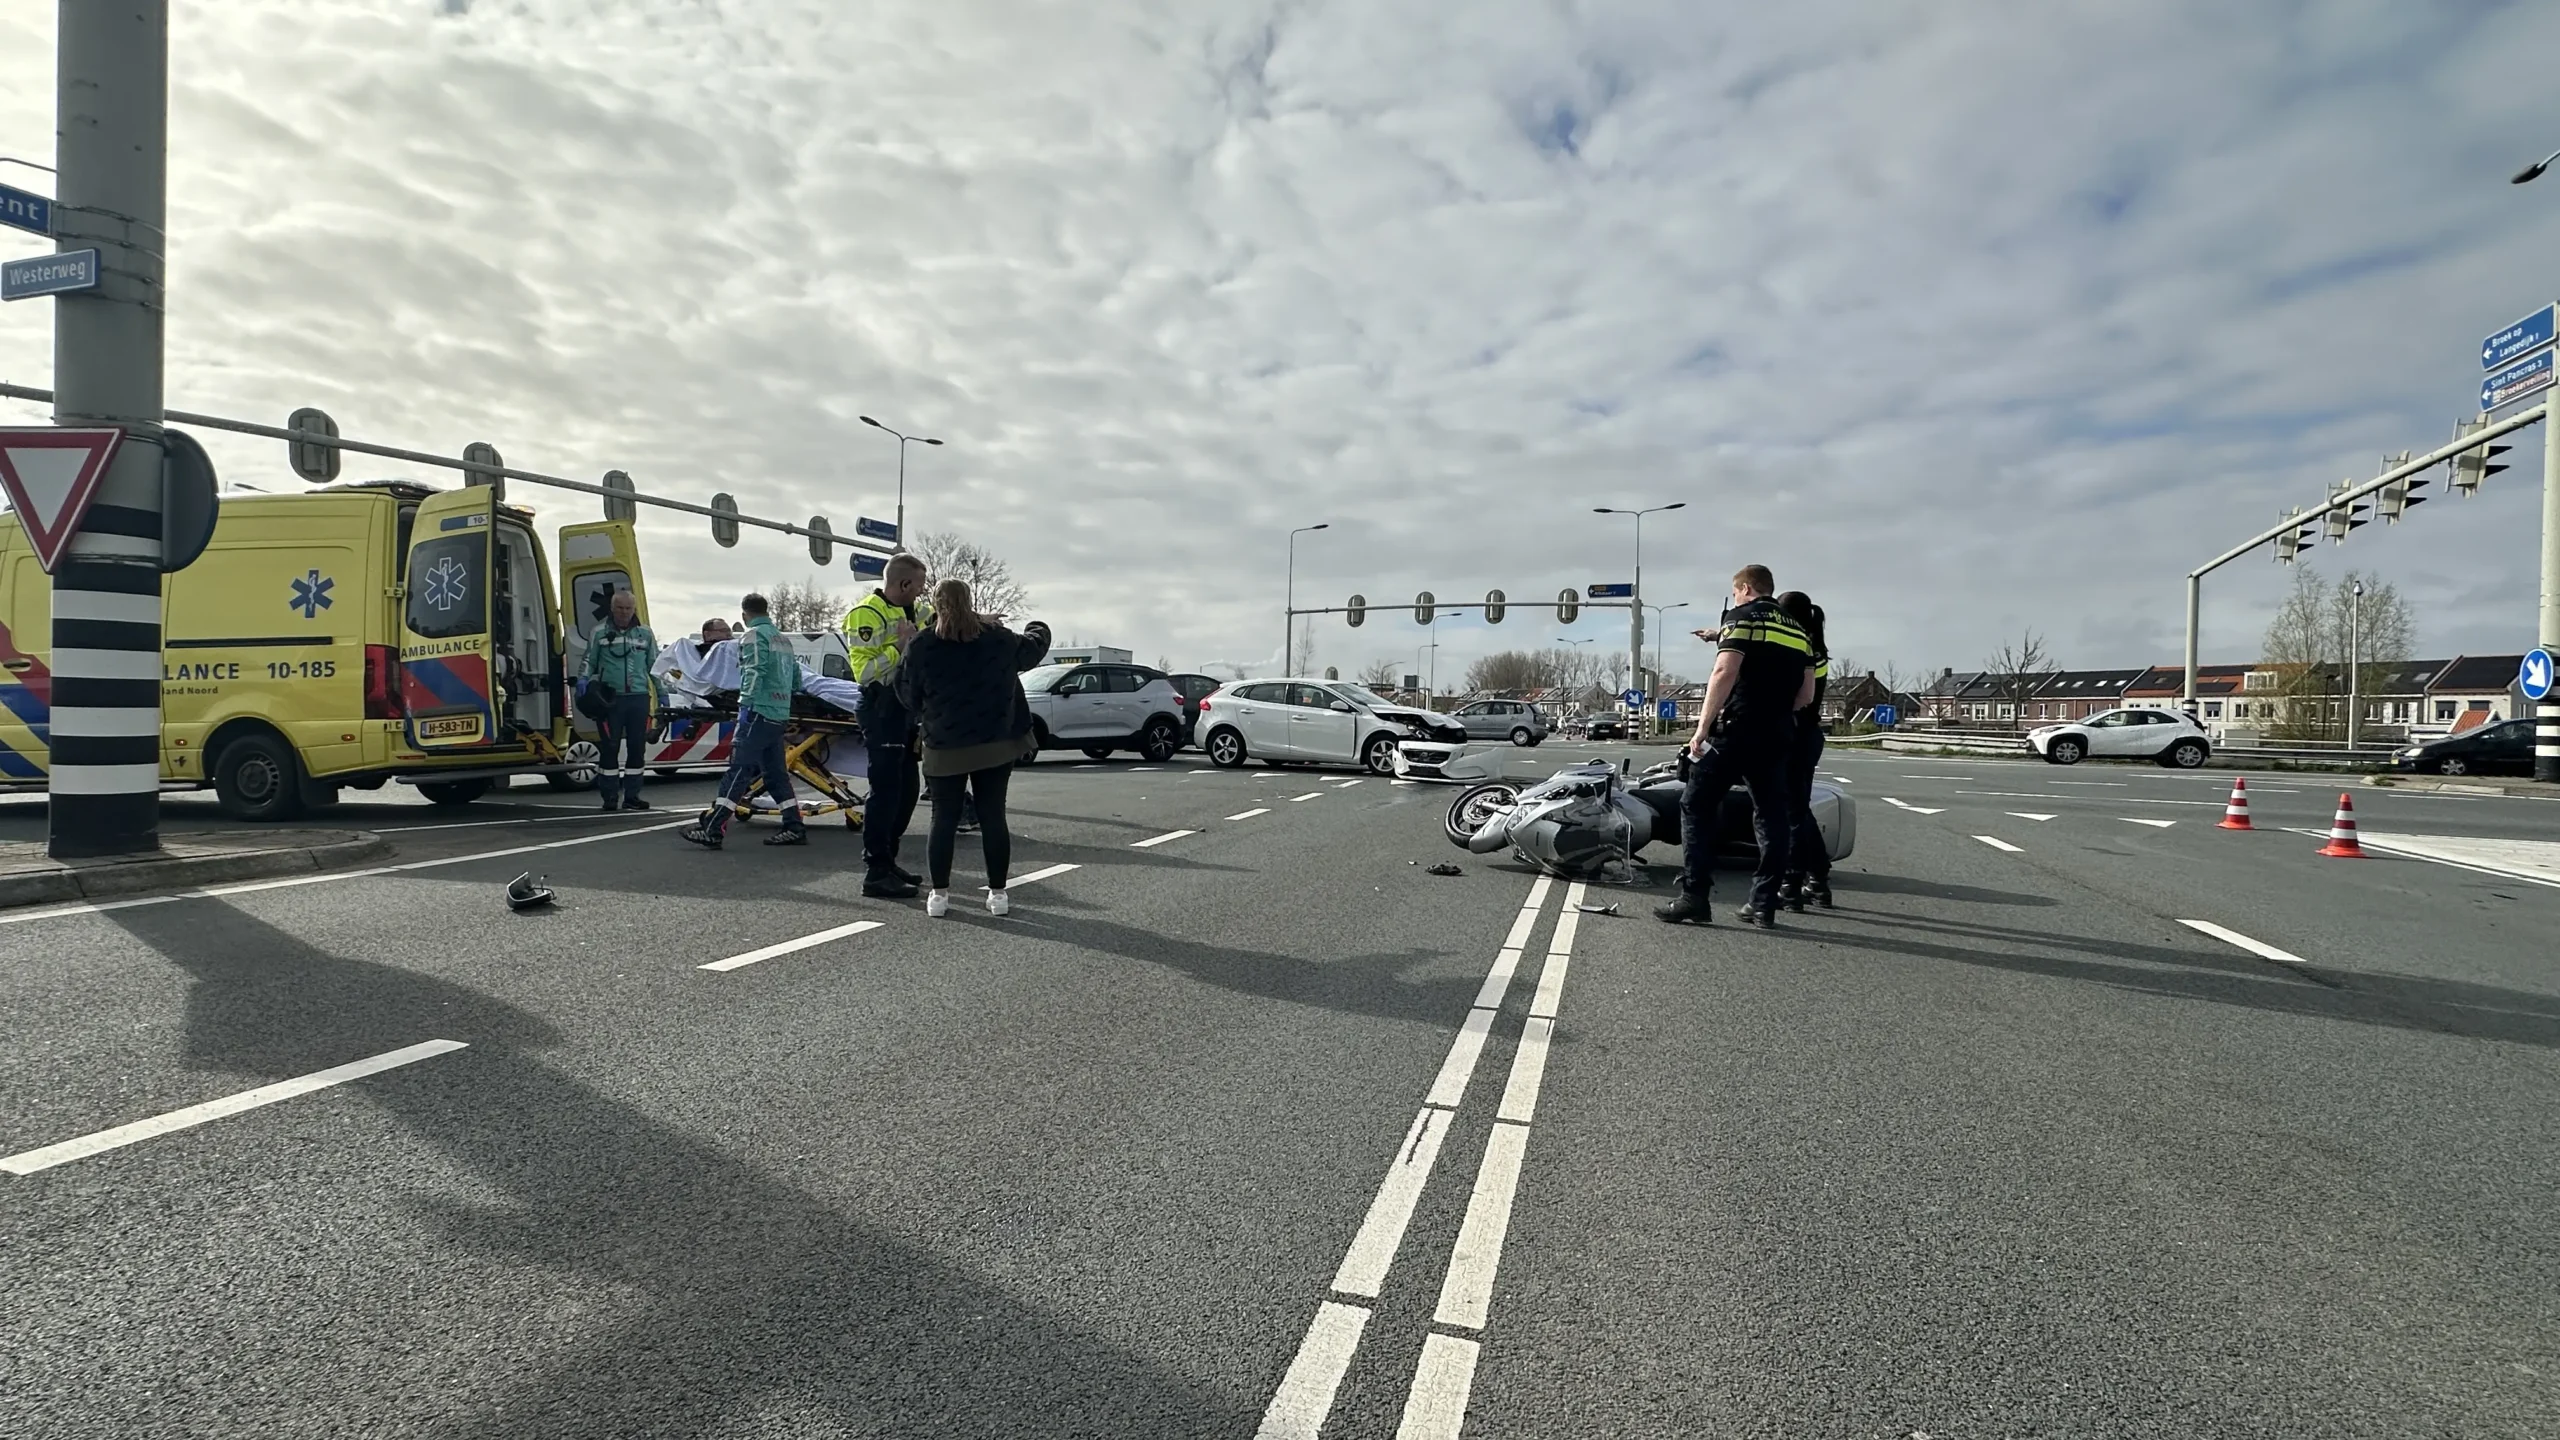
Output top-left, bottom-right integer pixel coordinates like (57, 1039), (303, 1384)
(1443, 757), (1857, 881)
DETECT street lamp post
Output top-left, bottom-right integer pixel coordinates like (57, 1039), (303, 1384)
(1645, 602), (1691, 729)
(2347, 579), (2364, 750)
(858, 416), (942, 551)
(1286, 522), (1330, 675)
(1595, 502), (1687, 735)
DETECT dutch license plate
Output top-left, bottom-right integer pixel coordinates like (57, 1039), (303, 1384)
(419, 716), (480, 740)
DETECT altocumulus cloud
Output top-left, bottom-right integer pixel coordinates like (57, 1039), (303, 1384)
(3, 0), (2558, 678)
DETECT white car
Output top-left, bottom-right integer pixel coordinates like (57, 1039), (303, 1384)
(2028, 707), (2212, 768)
(1021, 661), (1192, 762)
(1195, 679), (1470, 775)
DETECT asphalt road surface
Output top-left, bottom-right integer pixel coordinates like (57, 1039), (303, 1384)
(3, 750), (2556, 1438)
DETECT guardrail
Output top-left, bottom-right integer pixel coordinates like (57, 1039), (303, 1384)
(1877, 727), (2400, 768)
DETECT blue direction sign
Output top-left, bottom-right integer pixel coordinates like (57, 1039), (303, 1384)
(0, 183), (50, 237)
(2, 249), (99, 301)
(2523, 648), (2556, 703)
(1656, 698), (1678, 722)
(850, 553), (887, 580)
(1587, 582), (1633, 599)
(2483, 348), (2557, 411)
(1872, 703), (1900, 727)
(2483, 304), (2557, 370)
(855, 516), (898, 544)
(1620, 688), (1644, 708)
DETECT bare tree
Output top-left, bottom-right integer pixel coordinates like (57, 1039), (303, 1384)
(1289, 624), (1319, 677)
(1980, 630), (2051, 729)
(2261, 564), (2416, 741)
(1599, 652), (1629, 695)
(1357, 658), (1402, 691)
(908, 531), (1032, 620)
(764, 576), (847, 632)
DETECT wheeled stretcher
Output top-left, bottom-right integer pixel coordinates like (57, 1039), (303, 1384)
(656, 684), (872, 829)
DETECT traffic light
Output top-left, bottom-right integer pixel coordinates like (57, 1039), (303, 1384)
(2274, 507), (2315, 563)
(1414, 590), (1435, 625)
(1346, 593), (1366, 628)
(2323, 485), (2370, 543)
(2379, 474), (2428, 521)
(1556, 587), (1580, 624)
(1483, 588), (1506, 624)
(2451, 417), (2511, 495)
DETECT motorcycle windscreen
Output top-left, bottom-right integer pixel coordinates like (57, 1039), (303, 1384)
(400, 487), (500, 750)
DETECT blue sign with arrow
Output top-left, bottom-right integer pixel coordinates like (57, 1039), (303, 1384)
(2523, 648), (2556, 703)
(855, 516), (898, 544)
(1620, 688), (1644, 708)
(2483, 303), (2557, 370)
(1656, 698), (1678, 722)
(2483, 348), (2556, 411)
(1871, 703), (1899, 727)
(1587, 582), (1633, 599)
(0, 183), (50, 237)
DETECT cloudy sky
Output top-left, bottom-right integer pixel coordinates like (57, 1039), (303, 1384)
(4, 0), (2557, 686)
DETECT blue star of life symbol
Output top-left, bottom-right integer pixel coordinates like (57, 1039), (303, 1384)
(424, 556), (470, 612)
(288, 569), (334, 619)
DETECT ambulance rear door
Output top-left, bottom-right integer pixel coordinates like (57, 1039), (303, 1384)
(399, 486), (500, 750)
(557, 519), (648, 737)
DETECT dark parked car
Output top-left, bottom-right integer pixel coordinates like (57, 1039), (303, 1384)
(2394, 719), (2535, 777)
(1583, 716), (1627, 741)
(1168, 672), (1222, 744)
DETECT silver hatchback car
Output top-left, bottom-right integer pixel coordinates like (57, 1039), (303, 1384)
(1451, 698), (1548, 746)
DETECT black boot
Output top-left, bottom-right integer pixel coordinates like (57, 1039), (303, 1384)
(1653, 891), (1712, 925)
(862, 866), (918, 898)
(1779, 876), (1806, 913)
(1737, 904), (1778, 929)
(1804, 875), (1833, 909)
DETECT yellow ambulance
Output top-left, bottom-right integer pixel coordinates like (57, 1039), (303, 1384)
(0, 479), (648, 819)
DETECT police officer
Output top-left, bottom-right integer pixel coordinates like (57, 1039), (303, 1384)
(1656, 564), (1816, 929)
(844, 554), (930, 897)
(1773, 591), (1832, 910)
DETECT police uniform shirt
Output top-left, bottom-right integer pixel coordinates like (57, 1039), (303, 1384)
(1715, 597), (1814, 732)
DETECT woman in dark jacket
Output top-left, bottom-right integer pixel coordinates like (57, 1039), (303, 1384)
(892, 580), (1050, 916)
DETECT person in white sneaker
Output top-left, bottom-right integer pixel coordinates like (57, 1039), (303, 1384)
(892, 578), (1050, 916)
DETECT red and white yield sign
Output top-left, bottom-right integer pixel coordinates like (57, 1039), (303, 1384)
(0, 427), (125, 573)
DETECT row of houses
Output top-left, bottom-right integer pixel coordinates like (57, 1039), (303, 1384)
(1893, 657), (2531, 740)
(1455, 655), (2529, 744)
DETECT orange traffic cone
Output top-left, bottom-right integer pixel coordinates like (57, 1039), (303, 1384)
(2316, 793), (2365, 858)
(2218, 776), (2254, 831)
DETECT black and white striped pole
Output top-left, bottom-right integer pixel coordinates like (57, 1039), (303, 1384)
(46, 0), (168, 859)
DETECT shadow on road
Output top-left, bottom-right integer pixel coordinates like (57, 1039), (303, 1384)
(99, 899), (1248, 1438)
(1814, 910), (2560, 1049)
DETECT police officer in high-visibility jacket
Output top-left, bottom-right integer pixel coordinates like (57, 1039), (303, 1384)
(844, 554), (930, 898)
(1657, 564), (1816, 929)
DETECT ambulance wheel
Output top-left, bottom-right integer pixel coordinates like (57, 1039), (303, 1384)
(547, 738), (601, 790)
(419, 779), (493, 808)
(213, 732), (308, 823)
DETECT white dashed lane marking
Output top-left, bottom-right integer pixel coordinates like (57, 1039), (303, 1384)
(1132, 829), (1198, 849)
(1227, 808), (1271, 820)
(2, 1040), (469, 1176)
(2178, 918), (2307, 965)
(1973, 835), (2023, 853)
(700, 920), (884, 972)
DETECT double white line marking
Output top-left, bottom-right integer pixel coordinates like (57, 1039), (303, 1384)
(1258, 874), (1586, 1439)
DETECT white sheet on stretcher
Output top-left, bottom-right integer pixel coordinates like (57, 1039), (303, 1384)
(653, 639), (861, 716)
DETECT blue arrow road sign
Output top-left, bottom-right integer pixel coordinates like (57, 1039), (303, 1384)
(2523, 648), (2556, 703)
(855, 516), (898, 543)
(1, 249), (99, 301)
(1620, 688), (1644, 707)
(2484, 304), (2557, 370)
(0, 183), (50, 237)
(1872, 703), (1899, 727)
(1656, 698), (1677, 721)
(2483, 348), (2557, 411)
(1587, 582), (1633, 598)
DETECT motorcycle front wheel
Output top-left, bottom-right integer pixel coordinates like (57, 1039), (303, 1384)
(1444, 782), (1522, 848)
